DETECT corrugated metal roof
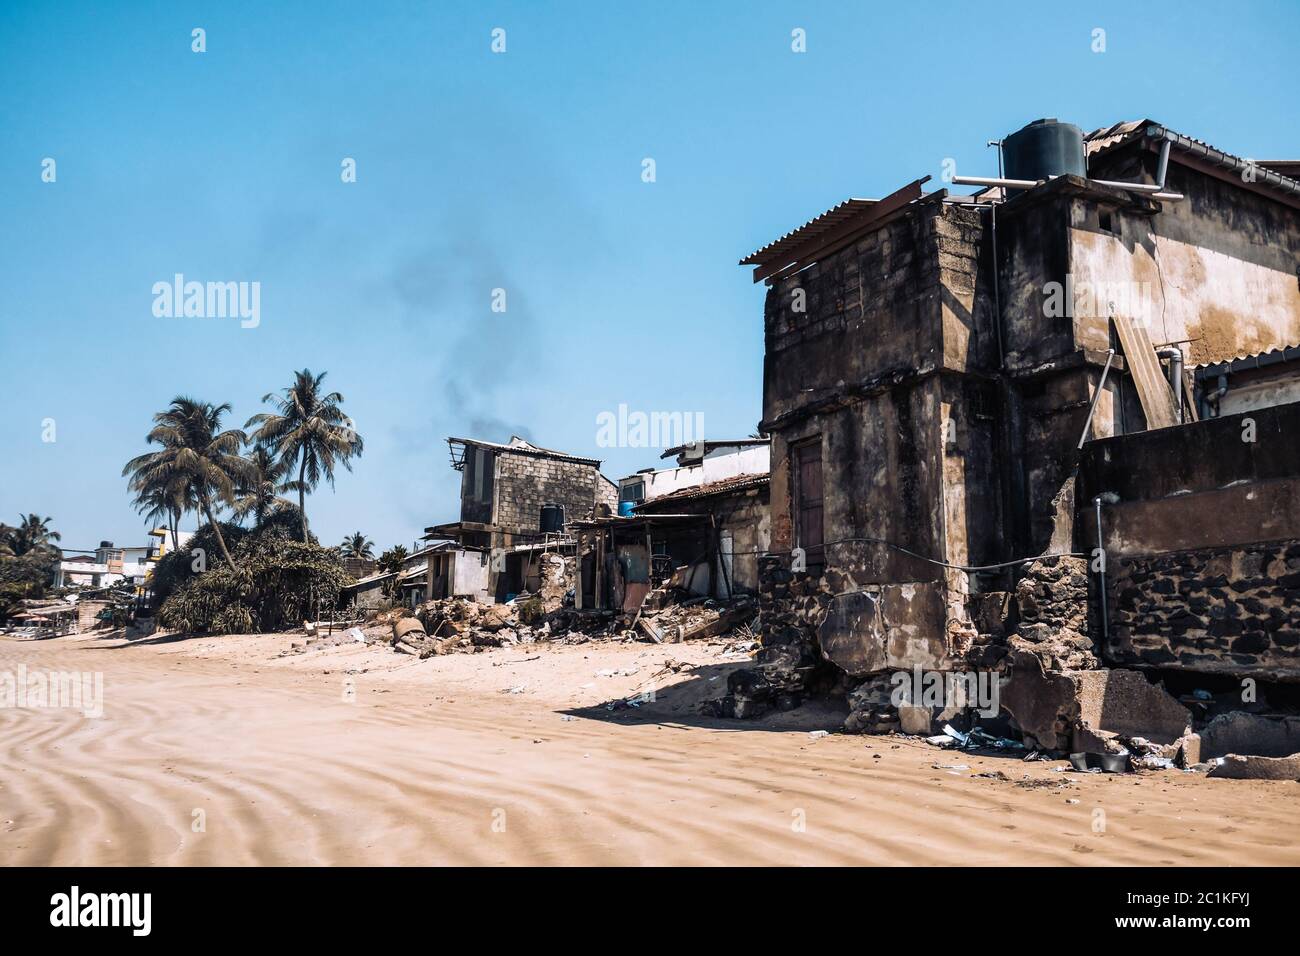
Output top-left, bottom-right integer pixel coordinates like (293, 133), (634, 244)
(1085, 121), (1300, 199)
(447, 435), (602, 467)
(1192, 344), (1300, 373)
(635, 473), (769, 509)
(740, 198), (878, 267)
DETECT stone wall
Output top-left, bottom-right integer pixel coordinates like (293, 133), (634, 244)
(493, 452), (613, 534)
(1108, 540), (1300, 682)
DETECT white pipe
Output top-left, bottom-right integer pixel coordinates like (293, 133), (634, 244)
(951, 174), (1043, 190)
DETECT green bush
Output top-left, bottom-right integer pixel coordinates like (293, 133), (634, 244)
(158, 527), (346, 635)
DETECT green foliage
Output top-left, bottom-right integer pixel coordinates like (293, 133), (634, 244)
(0, 515), (60, 620)
(149, 521), (248, 606)
(340, 532), (375, 559)
(247, 369), (363, 542)
(158, 527), (347, 635)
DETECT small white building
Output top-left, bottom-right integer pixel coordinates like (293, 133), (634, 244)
(617, 439), (770, 506)
(54, 529), (194, 589)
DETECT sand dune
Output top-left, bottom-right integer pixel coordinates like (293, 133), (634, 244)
(2, 630), (1297, 866)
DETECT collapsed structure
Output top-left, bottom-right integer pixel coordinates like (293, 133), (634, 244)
(725, 118), (1300, 771)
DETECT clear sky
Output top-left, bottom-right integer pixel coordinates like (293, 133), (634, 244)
(2, 1), (1297, 554)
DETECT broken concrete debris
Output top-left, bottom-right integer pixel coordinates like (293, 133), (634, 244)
(351, 559), (762, 659)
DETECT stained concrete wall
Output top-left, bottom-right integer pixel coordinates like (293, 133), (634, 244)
(759, 199), (1003, 675)
(1084, 153), (1300, 368)
(1079, 401), (1300, 680)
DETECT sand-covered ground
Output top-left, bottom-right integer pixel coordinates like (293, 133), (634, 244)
(2, 628), (1298, 866)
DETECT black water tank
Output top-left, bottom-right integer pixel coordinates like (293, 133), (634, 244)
(539, 504), (565, 533)
(1002, 118), (1086, 192)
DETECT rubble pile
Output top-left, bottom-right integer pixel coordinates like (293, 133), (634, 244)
(713, 552), (1300, 780)
(348, 555), (761, 658)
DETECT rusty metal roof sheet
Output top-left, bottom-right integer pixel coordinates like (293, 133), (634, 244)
(1192, 344), (1300, 373)
(635, 473), (770, 509)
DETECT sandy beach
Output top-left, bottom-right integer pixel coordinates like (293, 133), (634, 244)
(2, 630), (1298, 867)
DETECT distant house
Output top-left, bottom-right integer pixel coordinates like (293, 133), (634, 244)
(337, 541), (494, 612)
(54, 535), (177, 589)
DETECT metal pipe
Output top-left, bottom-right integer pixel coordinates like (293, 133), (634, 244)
(1094, 496), (1108, 647)
(1076, 348), (1116, 449)
(1155, 139), (1171, 188)
(953, 174), (1183, 202)
(1156, 346), (1184, 421)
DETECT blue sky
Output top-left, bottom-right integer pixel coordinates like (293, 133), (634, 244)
(2, 0), (1297, 554)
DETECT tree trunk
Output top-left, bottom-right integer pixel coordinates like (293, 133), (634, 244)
(298, 455), (309, 543)
(200, 494), (236, 570)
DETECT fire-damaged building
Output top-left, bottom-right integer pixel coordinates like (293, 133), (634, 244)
(726, 117), (1300, 770)
(424, 435), (619, 602)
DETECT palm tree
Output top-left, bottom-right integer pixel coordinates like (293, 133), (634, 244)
(247, 369), (363, 542)
(377, 544), (409, 575)
(124, 398), (253, 570)
(340, 532), (375, 559)
(125, 467), (193, 553)
(4, 514), (61, 558)
(232, 446), (295, 528)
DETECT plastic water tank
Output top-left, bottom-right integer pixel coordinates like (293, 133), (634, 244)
(1002, 118), (1086, 192)
(539, 504), (565, 533)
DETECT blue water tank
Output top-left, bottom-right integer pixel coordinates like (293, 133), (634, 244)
(618, 500), (636, 517)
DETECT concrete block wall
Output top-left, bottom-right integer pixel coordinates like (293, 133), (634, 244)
(494, 452), (610, 533)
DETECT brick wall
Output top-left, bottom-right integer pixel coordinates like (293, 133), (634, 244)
(1108, 540), (1300, 681)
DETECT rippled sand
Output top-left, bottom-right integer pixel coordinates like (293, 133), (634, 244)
(2, 630), (1297, 866)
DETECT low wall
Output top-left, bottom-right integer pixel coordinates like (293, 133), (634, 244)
(1108, 540), (1300, 682)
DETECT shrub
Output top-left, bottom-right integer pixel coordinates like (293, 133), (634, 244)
(158, 527), (346, 635)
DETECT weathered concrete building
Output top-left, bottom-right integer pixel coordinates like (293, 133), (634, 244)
(735, 118), (1300, 725)
(425, 435), (618, 602)
(427, 436), (618, 549)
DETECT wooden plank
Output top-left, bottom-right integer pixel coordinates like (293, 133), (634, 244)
(1112, 315), (1180, 429)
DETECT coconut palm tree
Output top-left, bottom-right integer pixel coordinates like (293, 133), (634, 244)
(247, 369), (363, 542)
(340, 532), (375, 559)
(377, 544), (409, 575)
(232, 445), (295, 528)
(124, 398), (252, 570)
(4, 514), (61, 558)
(125, 466), (193, 553)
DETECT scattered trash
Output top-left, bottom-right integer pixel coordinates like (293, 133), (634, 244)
(808, 730), (830, 740)
(1068, 751), (1131, 774)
